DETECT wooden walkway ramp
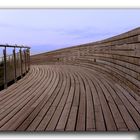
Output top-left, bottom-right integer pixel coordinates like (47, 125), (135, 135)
(0, 64), (140, 131)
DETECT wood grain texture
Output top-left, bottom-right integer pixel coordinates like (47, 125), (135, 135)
(0, 28), (140, 131)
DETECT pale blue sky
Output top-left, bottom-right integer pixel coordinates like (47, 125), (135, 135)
(0, 9), (140, 55)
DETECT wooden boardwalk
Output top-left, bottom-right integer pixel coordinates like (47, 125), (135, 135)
(0, 28), (140, 131)
(0, 64), (140, 131)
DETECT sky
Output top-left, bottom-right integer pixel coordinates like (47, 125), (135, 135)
(0, 9), (140, 55)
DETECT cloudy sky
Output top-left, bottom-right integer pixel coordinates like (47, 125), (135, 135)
(0, 9), (140, 55)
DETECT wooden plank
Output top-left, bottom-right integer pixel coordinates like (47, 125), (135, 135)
(0, 66), (36, 97)
(86, 73), (106, 131)
(0, 67), (43, 113)
(55, 71), (75, 131)
(81, 66), (139, 130)
(35, 69), (67, 131)
(27, 70), (63, 131)
(17, 67), (60, 130)
(0, 66), (52, 130)
(75, 72), (86, 131)
(94, 70), (139, 130)
(0, 58), (139, 132)
(45, 70), (71, 131)
(65, 71), (80, 131)
(93, 74), (128, 130)
(79, 71), (95, 131)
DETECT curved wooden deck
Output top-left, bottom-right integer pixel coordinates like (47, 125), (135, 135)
(0, 64), (140, 131)
(0, 28), (140, 131)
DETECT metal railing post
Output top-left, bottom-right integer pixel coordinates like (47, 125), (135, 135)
(27, 49), (30, 71)
(24, 49), (27, 73)
(0, 44), (30, 90)
(29, 49), (30, 70)
(19, 48), (23, 77)
(26, 49), (28, 71)
(3, 46), (7, 89)
(13, 47), (17, 82)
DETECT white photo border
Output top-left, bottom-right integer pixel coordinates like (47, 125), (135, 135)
(0, 0), (140, 139)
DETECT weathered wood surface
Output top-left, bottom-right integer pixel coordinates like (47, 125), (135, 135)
(0, 64), (140, 131)
(31, 28), (140, 97)
(0, 27), (140, 131)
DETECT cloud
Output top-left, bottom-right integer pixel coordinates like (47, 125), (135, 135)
(53, 27), (117, 42)
(0, 22), (50, 32)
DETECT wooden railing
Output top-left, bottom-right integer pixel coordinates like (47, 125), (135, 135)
(0, 45), (30, 90)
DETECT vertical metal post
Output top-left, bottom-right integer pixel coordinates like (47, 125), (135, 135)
(19, 48), (23, 77)
(24, 49), (27, 73)
(3, 46), (7, 89)
(27, 49), (30, 71)
(13, 47), (17, 82)
(26, 49), (28, 71)
(29, 49), (30, 70)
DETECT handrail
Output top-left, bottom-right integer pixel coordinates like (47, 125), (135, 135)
(0, 44), (30, 49)
(0, 44), (31, 90)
